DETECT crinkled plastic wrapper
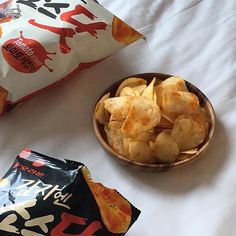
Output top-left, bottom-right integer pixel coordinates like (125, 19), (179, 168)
(0, 148), (141, 235)
(0, 0), (143, 113)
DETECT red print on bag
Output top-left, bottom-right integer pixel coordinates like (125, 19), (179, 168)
(51, 212), (102, 236)
(29, 4), (107, 54)
(2, 31), (56, 73)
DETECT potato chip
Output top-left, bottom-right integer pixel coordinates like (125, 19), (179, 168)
(120, 87), (137, 97)
(156, 76), (188, 107)
(162, 91), (200, 120)
(128, 140), (154, 163)
(160, 110), (176, 123)
(120, 84), (147, 97)
(141, 77), (156, 101)
(193, 108), (210, 135)
(180, 148), (198, 154)
(122, 97), (161, 135)
(115, 77), (147, 97)
(150, 130), (179, 163)
(155, 85), (163, 108)
(123, 138), (133, 157)
(134, 130), (155, 142)
(104, 96), (131, 120)
(123, 130), (155, 142)
(105, 125), (124, 155)
(160, 76), (188, 91)
(171, 114), (206, 151)
(133, 84), (147, 96)
(158, 116), (173, 128)
(108, 120), (123, 131)
(95, 92), (110, 125)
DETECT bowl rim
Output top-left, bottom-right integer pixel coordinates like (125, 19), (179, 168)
(93, 73), (216, 171)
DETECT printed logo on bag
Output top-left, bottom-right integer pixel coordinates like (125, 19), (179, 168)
(2, 31), (56, 73)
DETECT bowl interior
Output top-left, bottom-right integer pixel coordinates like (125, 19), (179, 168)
(93, 73), (216, 171)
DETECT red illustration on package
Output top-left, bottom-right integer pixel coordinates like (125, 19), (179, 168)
(29, 4), (107, 54)
(2, 31), (56, 73)
(51, 212), (102, 236)
(0, 200), (102, 235)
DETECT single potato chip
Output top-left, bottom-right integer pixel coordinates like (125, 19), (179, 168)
(105, 125), (124, 155)
(192, 107), (210, 136)
(171, 114), (206, 151)
(115, 77), (147, 97)
(122, 97), (161, 135)
(141, 77), (156, 101)
(150, 130), (179, 163)
(122, 131), (155, 158)
(123, 138), (133, 157)
(120, 84), (147, 97)
(104, 96), (131, 120)
(133, 130), (155, 142)
(133, 84), (147, 96)
(158, 116), (173, 128)
(108, 120), (123, 131)
(160, 76), (187, 91)
(162, 91), (200, 120)
(95, 92), (110, 125)
(128, 140), (154, 163)
(156, 76), (188, 107)
(120, 87), (137, 97)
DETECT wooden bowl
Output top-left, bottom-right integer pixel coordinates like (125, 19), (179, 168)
(93, 73), (216, 171)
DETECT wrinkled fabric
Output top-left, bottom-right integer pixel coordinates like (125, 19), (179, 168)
(0, 0), (236, 235)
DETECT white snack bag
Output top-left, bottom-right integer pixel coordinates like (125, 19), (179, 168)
(0, 0), (143, 113)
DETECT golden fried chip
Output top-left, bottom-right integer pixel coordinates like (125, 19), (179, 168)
(120, 84), (147, 97)
(121, 97), (161, 135)
(150, 130), (179, 163)
(134, 130), (155, 142)
(180, 148), (198, 154)
(193, 107), (210, 136)
(120, 87), (137, 97)
(104, 96), (131, 120)
(122, 130), (155, 143)
(108, 120), (123, 131)
(105, 125), (124, 155)
(141, 77), (156, 101)
(156, 76), (188, 107)
(133, 84), (147, 96)
(95, 92), (110, 125)
(162, 91), (200, 120)
(123, 138), (133, 157)
(161, 76), (187, 91)
(171, 114), (206, 151)
(128, 140), (154, 163)
(115, 77), (147, 97)
(158, 116), (173, 128)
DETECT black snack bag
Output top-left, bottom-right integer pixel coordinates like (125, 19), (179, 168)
(0, 149), (140, 235)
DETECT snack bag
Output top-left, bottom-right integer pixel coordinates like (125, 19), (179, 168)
(0, 148), (141, 235)
(0, 0), (143, 113)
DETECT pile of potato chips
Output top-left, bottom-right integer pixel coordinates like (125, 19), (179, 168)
(95, 77), (210, 163)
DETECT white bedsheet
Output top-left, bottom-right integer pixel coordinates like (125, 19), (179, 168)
(0, 0), (236, 235)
